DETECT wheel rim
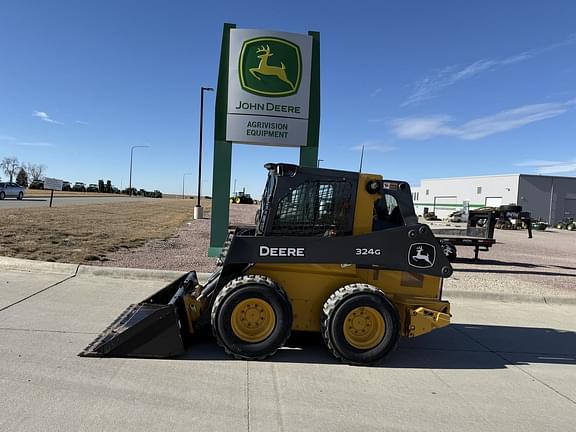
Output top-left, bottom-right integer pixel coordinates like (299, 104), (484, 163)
(235, 197), (241, 204)
(230, 298), (276, 343)
(343, 306), (386, 350)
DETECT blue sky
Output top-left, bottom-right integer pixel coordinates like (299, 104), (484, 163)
(1, 0), (575, 195)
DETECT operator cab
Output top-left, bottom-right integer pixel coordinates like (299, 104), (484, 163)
(255, 163), (416, 239)
(256, 163), (356, 237)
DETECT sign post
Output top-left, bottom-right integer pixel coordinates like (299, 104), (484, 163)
(43, 177), (63, 208)
(208, 24), (320, 256)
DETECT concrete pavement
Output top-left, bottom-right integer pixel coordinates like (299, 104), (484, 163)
(1, 259), (575, 431)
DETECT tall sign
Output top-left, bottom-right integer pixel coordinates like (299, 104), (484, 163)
(209, 24), (320, 256)
(226, 29), (313, 147)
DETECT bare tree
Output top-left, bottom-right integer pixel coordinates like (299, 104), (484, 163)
(1, 157), (20, 182)
(25, 163), (47, 182)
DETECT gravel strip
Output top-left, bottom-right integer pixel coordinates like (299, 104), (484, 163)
(445, 228), (576, 298)
(97, 204), (258, 272)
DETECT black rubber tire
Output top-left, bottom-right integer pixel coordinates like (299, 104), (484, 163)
(439, 240), (457, 262)
(321, 284), (400, 365)
(17, 192), (23, 200)
(211, 274), (292, 360)
(0, 191), (4, 200)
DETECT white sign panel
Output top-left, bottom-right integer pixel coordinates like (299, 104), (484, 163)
(44, 177), (63, 191)
(226, 28), (313, 147)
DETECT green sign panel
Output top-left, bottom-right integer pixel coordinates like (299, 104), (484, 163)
(209, 24), (320, 257)
(239, 37), (302, 97)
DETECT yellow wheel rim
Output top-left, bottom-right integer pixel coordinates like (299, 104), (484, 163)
(230, 298), (276, 343)
(343, 306), (386, 350)
(235, 197), (241, 204)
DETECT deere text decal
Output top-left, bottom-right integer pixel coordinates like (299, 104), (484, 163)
(227, 29), (312, 147)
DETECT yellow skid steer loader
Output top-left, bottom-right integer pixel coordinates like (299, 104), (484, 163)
(80, 163), (452, 364)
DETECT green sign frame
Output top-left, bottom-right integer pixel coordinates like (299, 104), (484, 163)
(208, 23), (320, 256)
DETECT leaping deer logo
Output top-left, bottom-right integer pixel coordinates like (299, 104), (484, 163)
(249, 45), (296, 90)
(412, 246), (433, 266)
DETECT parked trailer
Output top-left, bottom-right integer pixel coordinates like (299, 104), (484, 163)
(433, 207), (531, 260)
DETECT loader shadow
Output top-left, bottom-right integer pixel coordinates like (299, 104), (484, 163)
(179, 324), (576, 369)
(454, 258), (538, 268)
(453, 259), (576, 277)
(457, 268), (576, 277)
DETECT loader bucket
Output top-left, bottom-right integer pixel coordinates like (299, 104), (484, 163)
(79, 272), (195, 358)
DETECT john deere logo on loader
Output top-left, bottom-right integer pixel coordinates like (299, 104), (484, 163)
(239, 37), (302, 97)
(408, 243), (436, 269)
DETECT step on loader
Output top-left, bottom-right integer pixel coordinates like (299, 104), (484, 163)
(80, 163), (453, 365)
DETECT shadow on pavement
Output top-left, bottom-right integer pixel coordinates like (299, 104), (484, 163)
(453, 258), (576, 277)
(178, 324), (576, 369)
(455, 258), (539, 268)
(457, 268), (576, 277)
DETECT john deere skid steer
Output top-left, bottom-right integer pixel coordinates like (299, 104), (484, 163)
(80, 163), (453, 364)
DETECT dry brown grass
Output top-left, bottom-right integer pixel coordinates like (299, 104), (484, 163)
(0, 199), (211, 263)
(25, 189), (119, 197)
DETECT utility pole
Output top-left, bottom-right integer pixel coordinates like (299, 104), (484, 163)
(129, 145), (149, 196)
(182, 173), (194, 199)
(194, 86), (214, 219)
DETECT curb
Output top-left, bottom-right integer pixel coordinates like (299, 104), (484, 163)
(1, 256), (213, 282)
(2, 256), (575, 304)
(0, 256), (79, 276)
(77, 266), (212, 282)
(76, 265), (188, 281)
(444, 289), (576, 305)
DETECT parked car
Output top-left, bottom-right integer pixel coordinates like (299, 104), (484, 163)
(62, 181), (72, 191)
(72, 182), (86, 192)
(87, 184), (99, 192)
(29, 180), (44, 189)
(0, 182), (25, 200)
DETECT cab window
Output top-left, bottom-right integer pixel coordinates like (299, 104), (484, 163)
(373, 194), (403, 230)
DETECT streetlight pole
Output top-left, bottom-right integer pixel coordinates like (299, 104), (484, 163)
(182, 173), (194, 199)
(317, 159), (324, 168)
(129, 145), (149, 197)
(194, 86), (214, 219)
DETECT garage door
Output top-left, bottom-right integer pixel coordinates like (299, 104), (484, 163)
(433, 196), (457, 218)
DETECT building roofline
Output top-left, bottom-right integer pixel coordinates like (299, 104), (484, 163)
(417, 173), (576, 182)
(518, 173), (576, 180)
(418, 174), (521, 182)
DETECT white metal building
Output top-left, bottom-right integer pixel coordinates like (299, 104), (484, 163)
(411, 174), (576, 223)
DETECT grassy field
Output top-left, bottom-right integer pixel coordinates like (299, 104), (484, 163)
(0, 199), (210, 263)
(24, 189), (120, 197)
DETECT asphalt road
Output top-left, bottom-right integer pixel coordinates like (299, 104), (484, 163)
(1, 259), (575, 432)
(0, 195), (151, 208)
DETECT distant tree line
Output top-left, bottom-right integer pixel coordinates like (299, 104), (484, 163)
(0, 156), (46, 186)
